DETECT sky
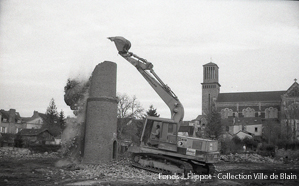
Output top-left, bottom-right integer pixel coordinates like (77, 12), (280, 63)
(0, 0), (299, 121)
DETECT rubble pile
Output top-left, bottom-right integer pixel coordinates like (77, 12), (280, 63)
(275, 149), (299, 162)
(75, 159), (161, 183)
(220, 153), (282, 163)
(0, 147), (59, 159)
(54, 158), (184, 185)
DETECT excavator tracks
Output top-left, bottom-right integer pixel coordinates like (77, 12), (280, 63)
(132, 153), (201, 175)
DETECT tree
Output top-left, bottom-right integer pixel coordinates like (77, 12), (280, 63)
(204, 107), (222, 139)
(46, 98), (58, 124)
(146, 105), (160, 117)
(59, 110), (66, 130)
(242, 137), (258, 150)
(43, 98), (61, 136)
(117, 93), (144, 119)
(284, 102), (299, 141)
(117, 93), (145, 141)
(263, 119), (284, 145)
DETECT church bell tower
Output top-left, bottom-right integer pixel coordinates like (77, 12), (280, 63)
(201, 62), (221, 115)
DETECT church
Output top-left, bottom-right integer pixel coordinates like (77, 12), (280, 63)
(200, 62), (299, 140)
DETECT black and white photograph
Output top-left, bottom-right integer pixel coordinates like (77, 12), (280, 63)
(0, 0), (299, 185)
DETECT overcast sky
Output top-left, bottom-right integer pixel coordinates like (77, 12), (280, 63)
(0, 0), (298, 120)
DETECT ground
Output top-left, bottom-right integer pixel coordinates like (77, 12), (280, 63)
(0, 153), (299, 186)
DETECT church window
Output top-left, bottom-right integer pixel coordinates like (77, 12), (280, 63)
(221, 108), (234, 119)
(265, 107), (278, 118)
(242, 107), (255, 117)
(255, 127), (258, 132)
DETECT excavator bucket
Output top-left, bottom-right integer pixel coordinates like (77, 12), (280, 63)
(108, 36), (131, 54)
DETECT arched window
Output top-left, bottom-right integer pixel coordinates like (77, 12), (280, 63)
(221, 108), (234, 119)
(242, 107), (255, 117)
(265, 107), (278, 118)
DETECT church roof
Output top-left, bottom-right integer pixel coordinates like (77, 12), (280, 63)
(217, 91), (286, 103)
(283, 81), (299, 97)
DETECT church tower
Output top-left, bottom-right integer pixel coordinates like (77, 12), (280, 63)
(201, 62), (221, 115)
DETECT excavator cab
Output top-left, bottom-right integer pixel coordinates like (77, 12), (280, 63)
(141, 116), (178, 152)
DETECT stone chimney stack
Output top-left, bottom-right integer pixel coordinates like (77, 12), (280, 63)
(9, 109), (16, 123)
(83, 61), (118, 164)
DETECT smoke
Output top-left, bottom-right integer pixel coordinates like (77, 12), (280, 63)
(60, 76), (91, 163)
(64, 77), (90, 113)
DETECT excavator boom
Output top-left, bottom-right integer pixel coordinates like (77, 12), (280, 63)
(109, 36), (184, 124)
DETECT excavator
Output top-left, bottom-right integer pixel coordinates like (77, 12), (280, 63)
(109, 36), (219, 175)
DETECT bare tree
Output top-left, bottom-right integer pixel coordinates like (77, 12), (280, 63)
(117, 93), (145, 140)
(284, 102), (299, 141)
(117, 93), (144, 119)
(263, 119), (282, 144)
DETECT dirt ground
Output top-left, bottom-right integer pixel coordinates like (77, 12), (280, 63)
(0, 156), (299, 186)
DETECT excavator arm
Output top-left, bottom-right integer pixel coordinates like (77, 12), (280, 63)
(108, 36), (184, 124)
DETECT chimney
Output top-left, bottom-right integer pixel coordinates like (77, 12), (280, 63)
(83, 61), (118, 163)
(9, 109), (16, 123)
(33, 111), (39, 116)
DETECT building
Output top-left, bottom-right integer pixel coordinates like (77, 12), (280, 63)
(0, 109), (50, 135)
(17, 128), (55, 145)
(221, 117), (263, 139)
(22, 111), (48, 129)
(0, 109), (24, 134)
(201, 62), (299, 140)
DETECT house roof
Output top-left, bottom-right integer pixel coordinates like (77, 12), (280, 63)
(235, 130), (253, 137)
(0, 109), (22, 120)
(22, 111), (50, 125)
(0, 110), (9, 119)
(18, 128), (52, 136)
(217, 91), (286, 103)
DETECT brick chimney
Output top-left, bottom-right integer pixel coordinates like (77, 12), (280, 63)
(9, 109), (16, 123)
(83, 61), (118, 163)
